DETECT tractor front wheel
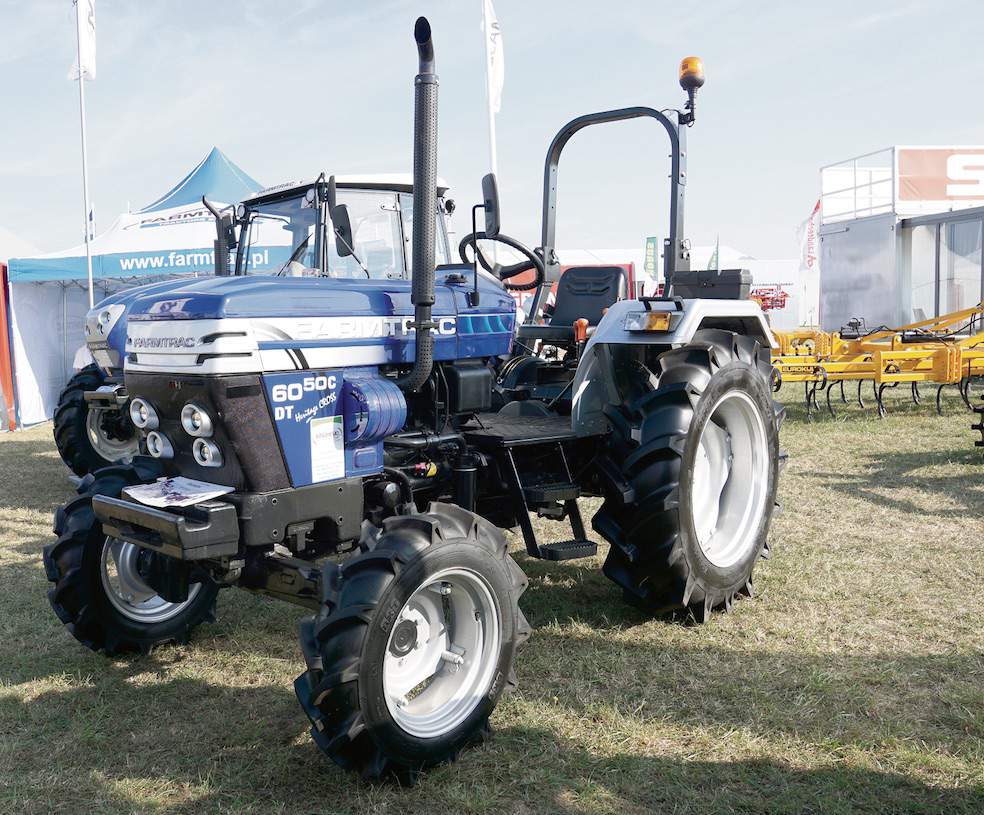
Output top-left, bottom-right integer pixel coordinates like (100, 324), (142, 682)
(295, 502), (530, 783)
(593, 329), (782, 620)
(53, 364), (140, 477)
(43, 461), (219, 655)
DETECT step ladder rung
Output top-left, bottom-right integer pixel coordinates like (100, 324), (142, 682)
(538, 540), (598, 561)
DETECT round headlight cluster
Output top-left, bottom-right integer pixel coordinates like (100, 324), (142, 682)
(145, 430), (174, 459)
(193, 438), (223, 468)
(129, 398), (158, 430)
(181, 403), (213, 437)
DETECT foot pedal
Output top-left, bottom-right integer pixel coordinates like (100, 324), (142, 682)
(538, 539), (597, 561)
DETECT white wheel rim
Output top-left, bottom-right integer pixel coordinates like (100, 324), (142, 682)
(100, 537), (200, 623)
(85, 409), (139, 463)
(383, 566), (501, 739)
(690, 390), (770, 568)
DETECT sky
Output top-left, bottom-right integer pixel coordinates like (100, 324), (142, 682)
(1, 0), (983, 262)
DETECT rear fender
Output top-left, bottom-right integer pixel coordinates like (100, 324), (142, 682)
(571, 298), (775, 437)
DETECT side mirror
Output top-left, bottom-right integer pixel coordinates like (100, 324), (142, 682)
(202, 196), (234, 276)
(217, 213), (235, 275)
(481, 173), (500, 239)
(332, 203), (354, 258)
(326, 175), (337, 210)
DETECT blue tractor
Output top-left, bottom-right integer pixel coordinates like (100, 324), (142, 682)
(52, 172), (459, 476)
(44, 18), (782, 782)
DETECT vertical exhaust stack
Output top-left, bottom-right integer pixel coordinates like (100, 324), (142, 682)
(396, 16), (439, 392)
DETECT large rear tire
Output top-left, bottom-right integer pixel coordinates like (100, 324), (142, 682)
(43, 460), (219, 655)
(593, 329), (782, 620)
(53, 364), (139, 477)
(295, 502), (530, 783)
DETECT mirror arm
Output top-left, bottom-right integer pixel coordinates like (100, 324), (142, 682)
(467, 204), (483, 307)
(202, 195), (233, 276)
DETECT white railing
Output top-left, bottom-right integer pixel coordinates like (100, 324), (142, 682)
(820, 148), (895, 224)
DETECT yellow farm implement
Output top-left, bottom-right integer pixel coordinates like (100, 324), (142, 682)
(771, 302), (984, 418)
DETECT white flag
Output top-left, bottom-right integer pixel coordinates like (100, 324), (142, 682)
(796, 199), (820, 274)
(482, 0), (504, 114)
(69, 0), (96, 81)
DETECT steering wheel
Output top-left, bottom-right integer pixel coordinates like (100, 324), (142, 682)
(458, 231), (545, 292)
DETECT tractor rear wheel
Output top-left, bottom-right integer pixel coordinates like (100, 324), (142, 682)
(53, 364), (139, 477)
(43, 460), (219, 655)
(295, 502), (530, 783)
(593, 329), (781, 620)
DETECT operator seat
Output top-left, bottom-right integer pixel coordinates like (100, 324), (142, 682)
(516, 265), (627, 344)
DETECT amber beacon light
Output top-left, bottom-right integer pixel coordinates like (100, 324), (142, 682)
(678, 56), (705, 125)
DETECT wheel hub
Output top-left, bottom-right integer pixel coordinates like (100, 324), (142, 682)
(86, 409), (139, 463)
(689, 390), (770, 568)
(382, 568), (501, 739)
(100, 537), (200, 623)
(389, 619), (419, 657)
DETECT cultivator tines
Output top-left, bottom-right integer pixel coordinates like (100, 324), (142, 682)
(770, 301), (984, 419)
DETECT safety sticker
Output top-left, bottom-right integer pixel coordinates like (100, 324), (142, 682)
(310, 415), (345, 483)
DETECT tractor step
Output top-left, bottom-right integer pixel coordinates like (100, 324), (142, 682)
(464, 414), (576, 449)
(524, 482), (580, 504)
(537, 539), (598, 561)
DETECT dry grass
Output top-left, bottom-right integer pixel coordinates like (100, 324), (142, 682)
(1, 387), (983, 814)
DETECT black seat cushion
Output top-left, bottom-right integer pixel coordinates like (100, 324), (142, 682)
(517, 266), (627, 344)
(548, 265), (627, 326)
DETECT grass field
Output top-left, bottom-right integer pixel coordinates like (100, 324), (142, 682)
(1, 389), (982, 814)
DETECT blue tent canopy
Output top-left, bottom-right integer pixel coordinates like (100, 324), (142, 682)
(7, 148), (262, 283)
(140, 147), (261, 212)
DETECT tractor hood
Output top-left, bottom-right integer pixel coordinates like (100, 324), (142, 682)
(86, 276), (219, 374)
(123, 272), (517, 375)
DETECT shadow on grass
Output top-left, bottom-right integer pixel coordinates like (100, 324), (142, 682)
(812, 446), (983, 517)
(2, 669), (982, 814)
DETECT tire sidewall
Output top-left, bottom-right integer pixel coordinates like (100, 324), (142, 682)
(677, 361), (779, 591)
(359, 541), (519, 762)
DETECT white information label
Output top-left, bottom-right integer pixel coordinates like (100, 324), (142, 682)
(310, 415), (345, 483)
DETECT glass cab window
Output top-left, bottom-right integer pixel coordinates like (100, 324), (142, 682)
(399, 192), (451, 271)
(237, 185), (450, 280)
(239, 194), (319, 275)
(326, 191), (405, 280)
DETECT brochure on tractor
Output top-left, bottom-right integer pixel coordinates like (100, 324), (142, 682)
(123, 477), (234, 508)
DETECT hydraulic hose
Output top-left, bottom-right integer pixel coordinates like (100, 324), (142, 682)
(395, 17), (438, 393)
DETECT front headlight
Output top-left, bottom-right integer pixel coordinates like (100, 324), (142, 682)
(181, 403), (213, 437)
(129, 398), (159, 430)
(85, 302), (125, 339)
(193, 438), (223, 468)
(145, 431), (174, 459)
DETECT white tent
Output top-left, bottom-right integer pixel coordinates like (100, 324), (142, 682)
(5, 148), (260, 427)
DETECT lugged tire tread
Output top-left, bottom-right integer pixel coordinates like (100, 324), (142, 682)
(593, 329), (781, 619)
(295, 501), (528, 783)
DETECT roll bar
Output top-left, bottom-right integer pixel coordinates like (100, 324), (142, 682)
(530, 106), (690, 321)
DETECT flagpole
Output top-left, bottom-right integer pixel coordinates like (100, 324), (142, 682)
(482, 1), (498, 182)
(74, 0), (95, 308)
